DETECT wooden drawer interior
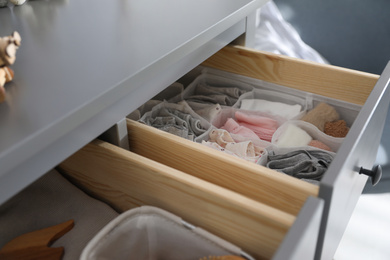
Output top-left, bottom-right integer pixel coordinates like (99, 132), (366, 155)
(58, 138), (311, 260)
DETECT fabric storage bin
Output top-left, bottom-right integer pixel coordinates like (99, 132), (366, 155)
(80, 206), (254, 260)
(271, 120), (343, 152)
(190, 67), (362, 141)
(208, 107), (285, 139)
(308, 97), (361, 129)
(58, 137), (322, 260)
(196, 126), (269, 165)
(264, 145), (336, 185)
(138, 101), (211, 141)
(233, 88), (309, 120)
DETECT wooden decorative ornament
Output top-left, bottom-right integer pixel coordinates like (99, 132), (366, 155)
(0, 31), (21, 103)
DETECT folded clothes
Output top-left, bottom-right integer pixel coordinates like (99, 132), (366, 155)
(225, 141), (263, 158)
(324, 120), (349, 138)
(140, 107), (206, 141)
(308, 140), (332, 151)
(222, 111), (278, 142)
(195, 83), (245, 99)
(234, 111), (278, 142)
(267, 150), (334, 180)
(203, 129), (264, 163)
(185, 83), (246, 106)
(235, 111), (279, 129)
(202, 141), (260, 163)
(301, 102), (339, 131)
(209, 128), (235, 147)
(189, 103), (222, 122)
(186, 95), (236, 106)
(240, 99), (302, 119)
(274, 124), (312, 147)
(221, 118), (260, 141)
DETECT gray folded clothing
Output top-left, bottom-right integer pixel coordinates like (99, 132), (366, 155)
(267, 150), (334, 181)
(185, 83), (247, 106)
(141, 107), (206, 141)
(195, 83), (245, 98)
(186, 94), (236, 106)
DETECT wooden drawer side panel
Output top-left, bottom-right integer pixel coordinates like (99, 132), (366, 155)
(58, 139), (295, 260)
(126, 119), (318, 216)
(202, 45), (379, 105)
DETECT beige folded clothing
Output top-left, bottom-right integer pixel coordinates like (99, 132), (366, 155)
(301, 102), (339, 131)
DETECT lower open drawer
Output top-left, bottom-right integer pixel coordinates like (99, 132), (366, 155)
(58, 122), (323, 259)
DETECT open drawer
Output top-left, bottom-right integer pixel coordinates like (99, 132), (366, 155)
(58, 137), (323, 260)
(58, 45), (389, 259)
(104, 45), (389, 259)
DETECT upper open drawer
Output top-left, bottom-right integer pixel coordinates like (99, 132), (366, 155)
(126, 44), (389, 259)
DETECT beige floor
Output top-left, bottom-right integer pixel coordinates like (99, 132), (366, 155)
(334, 193), (390, 260)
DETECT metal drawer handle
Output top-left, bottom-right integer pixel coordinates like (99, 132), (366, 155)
(359, 165), (382, 186)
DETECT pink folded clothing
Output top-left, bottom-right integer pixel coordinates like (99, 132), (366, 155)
(309, 140), (332, 152)
(221, 118), (260, 140)
(235, 111), (279, 129)
(233, 111), (279, 142)
(225, 141), (264, 158)
(209, 128), (235, 148)
(235, 121), (275, 142)
(203, 129), (264, 163)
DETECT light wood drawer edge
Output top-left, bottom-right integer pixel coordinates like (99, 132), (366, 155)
(58, 139), (295, 260)
(202, 45), (379, 106)
(127, 119), (319, 216)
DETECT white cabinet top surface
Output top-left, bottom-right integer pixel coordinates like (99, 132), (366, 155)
(0, 0), (264, 204)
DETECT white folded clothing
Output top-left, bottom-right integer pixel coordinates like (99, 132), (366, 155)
(275, 123), (312, 147)
(240, 99), (302, 119)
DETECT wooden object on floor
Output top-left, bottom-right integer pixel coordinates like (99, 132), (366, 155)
(58, 139), (295, 260)
(126, 119), (318, 216)
(0, 219), (74, 260)
(202, 45), (378, 105)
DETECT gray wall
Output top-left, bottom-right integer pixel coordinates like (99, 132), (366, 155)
(274, 0), (390, 75)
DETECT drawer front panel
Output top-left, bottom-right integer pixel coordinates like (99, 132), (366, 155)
(58, 139), (297, 260)
(273, 197), (324, 260)
(317, 61), (390, 260)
